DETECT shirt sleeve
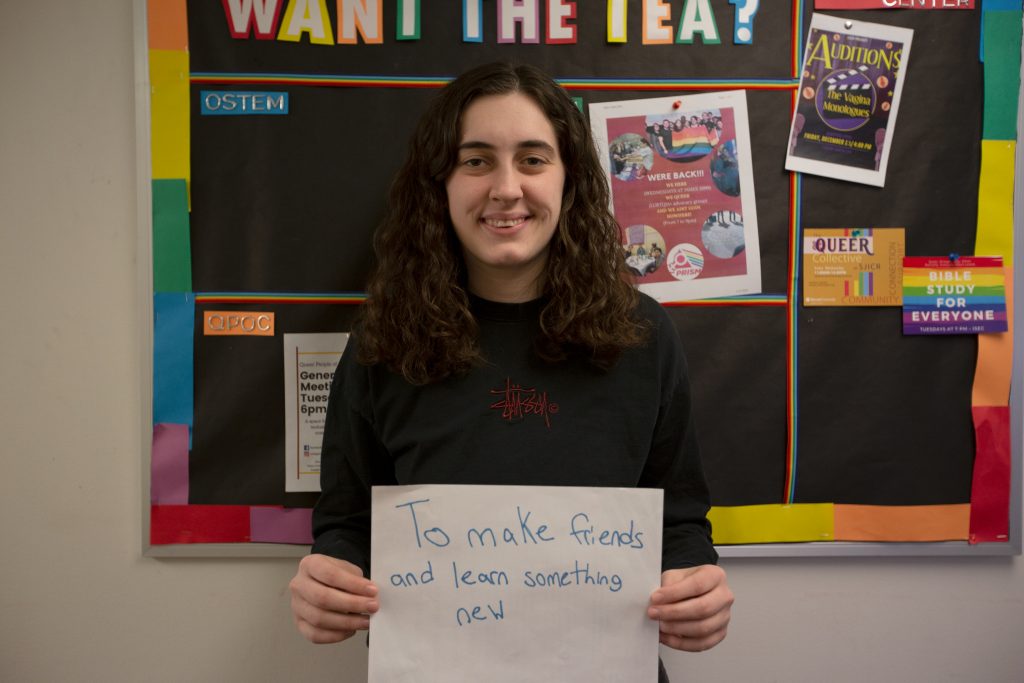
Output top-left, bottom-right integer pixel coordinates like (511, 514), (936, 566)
(311, 339), (396, 576)
(638, 301), (719, 571)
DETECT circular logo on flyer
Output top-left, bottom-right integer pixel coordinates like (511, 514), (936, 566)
(667, 244), (704, 281)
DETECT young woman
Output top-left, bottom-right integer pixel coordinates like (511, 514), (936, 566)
(290, 62), (733, 679)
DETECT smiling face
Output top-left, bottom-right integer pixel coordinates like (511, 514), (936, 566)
(445, 92), (566, 302)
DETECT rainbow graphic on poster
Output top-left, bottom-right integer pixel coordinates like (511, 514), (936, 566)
(667, 125), (717, 161)
(844, 270), (874, 297)
(902, 256), (1008, 335)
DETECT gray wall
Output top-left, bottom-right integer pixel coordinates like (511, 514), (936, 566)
(2, 2), (1023, 681)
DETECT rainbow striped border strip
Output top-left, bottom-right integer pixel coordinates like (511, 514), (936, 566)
(784, 1), (805, 504)
(195, 292), (367, 304)
(785, 168), (802, 504)
(195, 292), (786, 306)
(191, 73), (450, 88)
(791, 0), (804, 79)
(557, 79), (795, 91)
(191, 72), (798, 91)
(663, 294), (787, 307)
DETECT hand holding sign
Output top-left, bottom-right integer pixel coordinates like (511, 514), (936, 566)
(649, 564), (733, 652)
(289, 554), (379, 644)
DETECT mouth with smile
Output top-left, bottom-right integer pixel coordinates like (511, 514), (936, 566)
(481, 215), (530, 232)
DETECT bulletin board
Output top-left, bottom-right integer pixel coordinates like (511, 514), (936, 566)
(137, 0), (1023, 557)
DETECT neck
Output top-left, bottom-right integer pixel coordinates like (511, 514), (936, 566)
(466, 268), (544, 303)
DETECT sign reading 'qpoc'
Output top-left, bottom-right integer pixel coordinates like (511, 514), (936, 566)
(200, 91), (289, 115)
(203, 311), (275, 336)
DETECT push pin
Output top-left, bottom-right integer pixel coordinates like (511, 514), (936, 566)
(949, 252), (960, 264)
(844, 20), (853, 29)
(672, 100), (682, 110)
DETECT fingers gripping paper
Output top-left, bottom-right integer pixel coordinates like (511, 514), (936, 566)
(369, 485), (663, 682)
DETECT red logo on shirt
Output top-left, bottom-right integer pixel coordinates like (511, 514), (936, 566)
(489, 378), (559, 428)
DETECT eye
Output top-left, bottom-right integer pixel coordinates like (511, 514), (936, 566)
(521, 155), (550, 169)
(462, 157), (486, 168)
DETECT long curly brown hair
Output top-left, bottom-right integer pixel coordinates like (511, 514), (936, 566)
(359, 62), (647, 384)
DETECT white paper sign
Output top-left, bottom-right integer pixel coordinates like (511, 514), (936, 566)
(282, 332), (348, 492)
(369, 485), (663, 682)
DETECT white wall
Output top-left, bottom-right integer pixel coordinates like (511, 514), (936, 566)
(2, 2), (1022, 681)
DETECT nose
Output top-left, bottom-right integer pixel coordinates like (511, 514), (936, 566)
(489, 163), (524, 202)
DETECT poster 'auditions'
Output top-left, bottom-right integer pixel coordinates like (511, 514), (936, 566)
(786, 14), (914, 187)
(591, 91), (761, 302)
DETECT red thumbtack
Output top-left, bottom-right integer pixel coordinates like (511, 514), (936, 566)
(672, 100), (681, 109)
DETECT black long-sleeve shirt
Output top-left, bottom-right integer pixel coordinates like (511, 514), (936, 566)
(312, 293), (717, 575)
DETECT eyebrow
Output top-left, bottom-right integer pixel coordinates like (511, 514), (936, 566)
(457, 139), (557, 154)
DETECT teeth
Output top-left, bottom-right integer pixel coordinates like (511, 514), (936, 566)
(485, 217), (526, 228)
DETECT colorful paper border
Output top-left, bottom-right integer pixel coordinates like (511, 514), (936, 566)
(968, 406), (1013, 543)
(709, 503), (834, 545)
(711, 504), (972, 544)
(964, 7), (1019, 544)
(150, 0), (1019, 547)
(152, 179), (192, 292)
